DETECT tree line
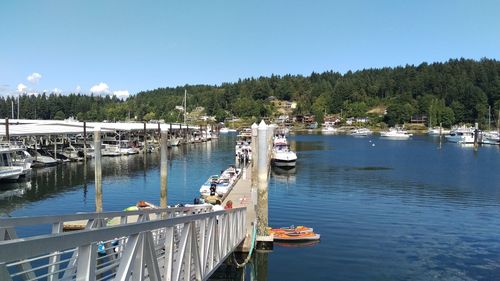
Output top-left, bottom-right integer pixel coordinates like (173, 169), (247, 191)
(1, 58), (499, 128)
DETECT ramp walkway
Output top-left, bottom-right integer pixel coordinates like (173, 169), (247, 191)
(0, 205), (246, 281)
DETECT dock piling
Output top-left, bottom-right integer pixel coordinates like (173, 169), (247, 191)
(5, 118), (9, 145)
(83, 121), (87, 160)
(94, 126), (103, 213)
(256, 120), (272, 250)
(160, 130), (168, 209)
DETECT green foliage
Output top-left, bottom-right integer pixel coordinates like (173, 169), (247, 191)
(1, 58), (499, 128)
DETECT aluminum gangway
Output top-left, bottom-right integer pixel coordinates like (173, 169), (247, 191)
(0, 205), (247, 281)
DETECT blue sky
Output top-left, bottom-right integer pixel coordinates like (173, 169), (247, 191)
(0, 0), (499, 98)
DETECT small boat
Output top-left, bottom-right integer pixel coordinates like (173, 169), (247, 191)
(380, 128), (412, 139)
(427, 127), (450, 135)
(269, 225), (314, 234)
(321, 126), (337, 134)
(273, 231), (321, 242)
(351, 128), (373, 136)
(0, 148), (24, 180)
(199, 166), (241, 197)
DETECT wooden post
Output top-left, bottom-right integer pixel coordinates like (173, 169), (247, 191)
(257, 120), (269, 236)
(83, 121), (87, 160)
(34, 137), (38, 161)
(474, 122), (479, 151)
(94, 126), (103, 212)
(143, 122), (147, 154)
(251, 123), (258, 188)
(160, 130), (168, 209)
(53, 136), (57, 160)
(5, 118), (9, 145)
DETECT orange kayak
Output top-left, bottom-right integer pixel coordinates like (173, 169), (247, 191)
(269, 225), (314, 235)
(273, 231), (321, 242)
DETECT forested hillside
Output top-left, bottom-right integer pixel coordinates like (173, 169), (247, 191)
(1, 58), (499, 127)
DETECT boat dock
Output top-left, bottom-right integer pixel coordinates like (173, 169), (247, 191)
(222, 166), (256, 252)
(0, 121), (275, 281)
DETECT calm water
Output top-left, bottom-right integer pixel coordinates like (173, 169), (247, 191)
(1, 134), (499, 280)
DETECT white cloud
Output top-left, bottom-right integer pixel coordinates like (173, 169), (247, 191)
(17, 83), (27, 93)
(27, 92), (39, 96)
(113, 90), (130, 99)
(27, 72), (42, 84)
(76, 85), (81, 93)
(52, 88), (62, 94)
(90, 82), (110, 94)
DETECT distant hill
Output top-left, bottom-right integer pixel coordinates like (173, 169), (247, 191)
(2, 58), (499, 128)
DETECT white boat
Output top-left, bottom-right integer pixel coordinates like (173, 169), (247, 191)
(351, 128), (373, 136)
(273, 135), (288, 146)
(200, 166), (241, 197)
(481, 131), (500, 145)
(118, 140), (140, 155)
(380, 128), (412, 139)
(321, 126), (337, 134)
(428, 127), (451, 135)
(235, 129), (252, 162)
(29, 150), (59, 167)
(60, 146), (84, 161)
(0, 148), (26, 180)
(272, 144), (297, 168)
(168, 137), (182, 147)
(12, 149), (33, 176)
(445, 127), (475, 143)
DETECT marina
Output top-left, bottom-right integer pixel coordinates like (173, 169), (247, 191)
(0, 130), (499, 280)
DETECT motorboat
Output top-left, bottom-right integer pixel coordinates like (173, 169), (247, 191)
(380, 128), (412, 139)
(12, 149), (33, 176)
(427, 127), (451, 135)
(351, 128), (373, 136)
(29, 149), (59, 167)
(445, 127), (475, 143)
(0, 148), (25, 180)
(235, 129), (252, 162)
(199, 166), (241, 197)
(60, 146), (84, 162)
(481, 131), (500, 145)
(272, 144), (297, 168)
(273, 135), (288, 146)
(168, 137), (182, 147)
(321, 126), (337, 134)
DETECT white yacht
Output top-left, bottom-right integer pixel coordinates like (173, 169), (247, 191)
(272, 144), (297, 168)
(0, 148), (25, 180)
(445, 127), (475, 143)
(321, 126), (338, 134)
(428, 127), (451, 135)
(481, 131), (500, 145)
(351, 128), (373, 136)
(380, 128), (412, 139)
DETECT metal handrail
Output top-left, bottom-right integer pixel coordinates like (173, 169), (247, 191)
(0, 205), (211, 228)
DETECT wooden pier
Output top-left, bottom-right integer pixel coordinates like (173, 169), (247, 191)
(222, 166), (256, 252)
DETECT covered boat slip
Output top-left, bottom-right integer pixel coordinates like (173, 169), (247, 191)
(0, 119), (201, 137)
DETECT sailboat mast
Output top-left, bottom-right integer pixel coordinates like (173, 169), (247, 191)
(183, 89), (187, 124)
(488, 105), (491, 131)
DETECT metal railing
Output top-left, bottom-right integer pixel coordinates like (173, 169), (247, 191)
(0, 206), (247, 281)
